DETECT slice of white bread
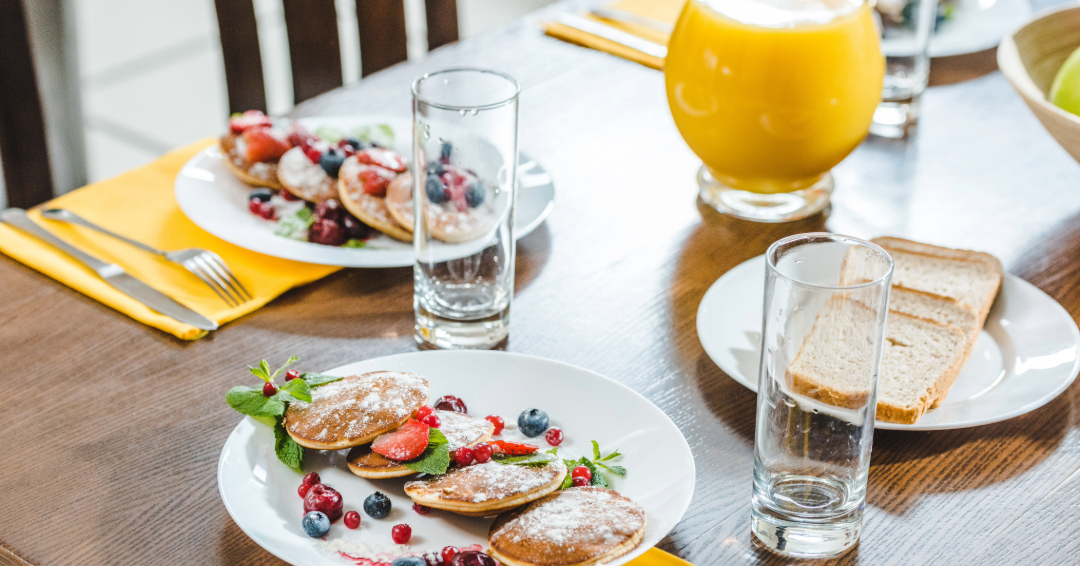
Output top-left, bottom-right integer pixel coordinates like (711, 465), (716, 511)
(787, 297), (880, 410)
(877, 312), (968, 424)
(889, 287), (979, 345)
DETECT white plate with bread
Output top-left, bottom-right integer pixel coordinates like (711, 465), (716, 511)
(697, 237), (1080, 431)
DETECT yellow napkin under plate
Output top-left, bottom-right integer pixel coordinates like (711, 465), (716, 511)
(543, 0), (684, 70)
(629, 547), (696, 566)
(0, 139), (340, 340)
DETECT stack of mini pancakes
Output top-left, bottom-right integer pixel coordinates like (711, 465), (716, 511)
(283, 370), (648, 566)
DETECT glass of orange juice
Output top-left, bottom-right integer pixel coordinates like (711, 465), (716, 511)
(665, 0), (884, 222)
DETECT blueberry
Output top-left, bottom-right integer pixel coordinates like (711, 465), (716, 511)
(517, 408), (549, 438)
(249, 188), (273, 202)
(440, 141), (453, 164)
(343, 137), (363, 150)
(320, 149), (346, 178)
(465, 183), (485, 208)
(364, 491), (391, 519)
(426, 175), (448, 203)
(427, 160), (445, 176)
(391, 558), (427, 566)
(302, 511), (330, 538)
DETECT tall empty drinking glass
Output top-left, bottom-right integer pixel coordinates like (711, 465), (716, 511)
(752, 233), (893, 558)
(872, 0), (939, 138)
(412, 68), (520, 349)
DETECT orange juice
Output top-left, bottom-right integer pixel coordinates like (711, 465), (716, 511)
(665, 0), (883, 193)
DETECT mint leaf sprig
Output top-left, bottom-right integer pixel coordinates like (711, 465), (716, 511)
(558, 441), (627, 490)
(403, 428), (452, 475)
(493, 448), (561, 467)
(225, 357), (343, 471)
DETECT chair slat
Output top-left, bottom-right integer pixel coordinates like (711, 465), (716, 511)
(425, 0), (459, 51)
(356, 0), (409, 77)
(0, 0), (54, 208)
(283, 0), (344, 104)
(214, 0), (268, 114)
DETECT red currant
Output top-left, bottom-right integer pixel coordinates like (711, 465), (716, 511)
(298, 483), (312, 498)
(416, 405), (435, 421)
(455, 447), (475, 466)
(571, 466), (591, 481)
(258, 201), (275, 219)
(304, 145), (322, 164)
(285, 369), (300, 381)
(413, 502), (431, 515)
(262, 382), (277, 396)
(442, 547), (459, 564)
(572, 476), (590, 487)
(473, 443), (493, 463)
(280, 188), (300, 201)
(421, 413), (441, 428)
(485, 415), (504, 435)
(343, 510), (361, 529)
(545, 427), (564, 446)
(302, 472), (321, 485)
(248, 199), (262, 215)
(391, 524), (412, 544)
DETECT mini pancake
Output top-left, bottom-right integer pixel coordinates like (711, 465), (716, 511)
(488, 487), (647, 566)
(384, 172), (415, 233)
(284, 371), (429, 450)
(338, 156), (412, 242)
(219, 134), (283, 190)
(424, 184), (498, 244)
(347, 410), (495, 479)
(404, 460), (567, 517)
(276, 146), (337, 202)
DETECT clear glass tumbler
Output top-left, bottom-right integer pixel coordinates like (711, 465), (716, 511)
(412, 68), (520, 349)
(872, 0), (940, 138)
(751, 233), (893, 558)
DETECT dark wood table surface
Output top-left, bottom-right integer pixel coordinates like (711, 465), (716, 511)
(4, 1), (1080, 564)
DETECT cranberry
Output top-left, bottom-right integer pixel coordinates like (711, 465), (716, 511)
(298, 483), (312, 498)
(484, 415), (504, 435)
(280, 188), (300, 201)
(441, 547), (459, 564)
(303, 484), (344, 523)
(545, 427), (564, 446)
(341, 214), (370, 240)
(258, 201), (275, 220)
(248, 198), (263, 215)
(450, 551), (496, 566)
(308, 218), (347, 246)
(412, 502), (431, 515)
(285, 369), (300, 382)
(314, 198), (344, 222)
(343, 510), (361, 529)
(434, 395), (467, 414)
(262, 382), (277, 396)
(421, 413), (441, 428)
(302, 472), (321, 485)
(391, 524), (412, 544)
(455, 447), (475, 467)
(571, 466), (591, 481)
(473, 443), (493, 463)
(572, 476), (590, 487)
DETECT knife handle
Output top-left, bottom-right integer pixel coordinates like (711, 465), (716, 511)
(1, 209), (116, 275)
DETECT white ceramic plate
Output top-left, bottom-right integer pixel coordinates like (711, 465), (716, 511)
(928, 0), (1032, 57)
(176, 116), (555, 268)
(697, 255), (1080, 431)
(218, 351), (695, 565)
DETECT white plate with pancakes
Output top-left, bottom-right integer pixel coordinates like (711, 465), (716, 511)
(697, 255), (1080, 431)
(176, 116), (555, 268)
(217, 351), (695, 565)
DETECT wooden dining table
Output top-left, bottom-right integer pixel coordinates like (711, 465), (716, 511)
(3, 0), (1079, 564)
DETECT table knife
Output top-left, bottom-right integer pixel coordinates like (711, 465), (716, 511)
(0, 208), (218, 331)
(554, 13), (668, 59)
(591, 7), (675, 34)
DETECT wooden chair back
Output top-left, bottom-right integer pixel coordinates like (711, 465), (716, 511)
(0, 0), (55, 208)
(214, 0), (459, 114)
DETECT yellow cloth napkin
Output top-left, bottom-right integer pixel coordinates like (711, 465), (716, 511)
(0, 139), (340, 340)
(542, 0), (684, 70)
(628, 547), (695, 566)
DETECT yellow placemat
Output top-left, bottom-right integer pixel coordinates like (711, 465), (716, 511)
(0, 139), (341, 340)
(543, 0), (684, 70)
(629, 547), (696, 565)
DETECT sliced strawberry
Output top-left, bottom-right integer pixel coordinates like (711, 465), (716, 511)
(229, 110), (273, 134)
(356, 148), (408, 173)
(490, 440), (538, 456)
(356, 164), (397, 197)
(371, 419), (430, 461)
(242, 127), (290, 162)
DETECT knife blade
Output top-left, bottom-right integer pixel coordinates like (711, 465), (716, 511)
(591, 7), (675, 34)
(554, 13), (668, 60)
(0, 208), (218, 331)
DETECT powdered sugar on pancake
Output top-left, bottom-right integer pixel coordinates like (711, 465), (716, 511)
(425, 192), (497, 244)
(405, 460), (565, 504)
(285, 372), (428, 443)
(278, 146), (336, 201)
(436, 410), (494, 451)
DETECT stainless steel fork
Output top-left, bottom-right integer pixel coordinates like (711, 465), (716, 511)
(41, 208), (253, 307)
